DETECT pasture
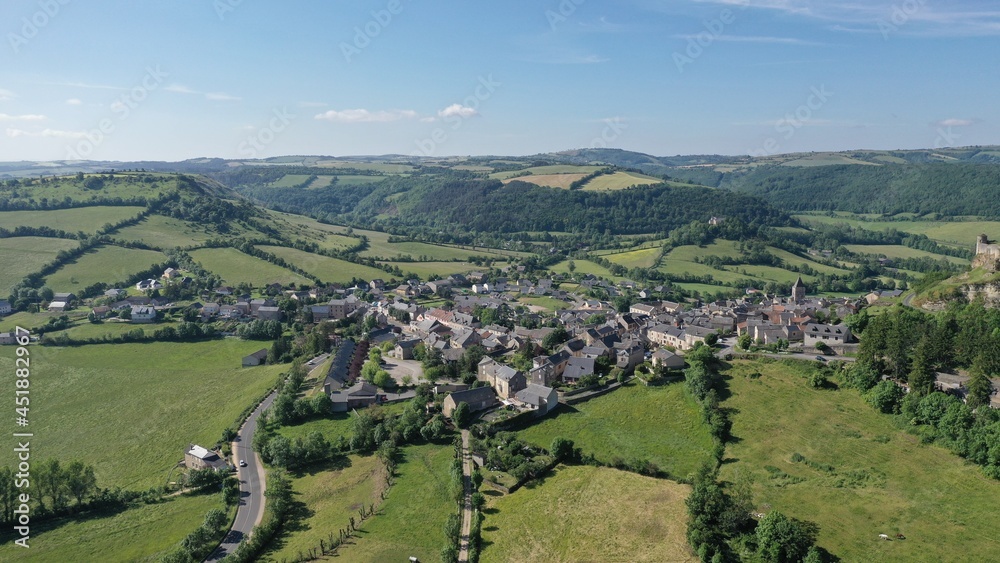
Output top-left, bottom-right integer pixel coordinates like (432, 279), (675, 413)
(44, 245), (166, 293)
(111, 214), (216, 248)
(0, 340), (286, 489)
(381, 261), (486, 279)
(264, 455), (385, 561)
(602, 247), (662, 269)
(480, 465), (694, 563)
(0, 236), (79, 292)
(504, 174), (588, 189)
(794, 214), (1000, 248)
(0, 206), (146, 234)
(516, 382), (714, 480)
(549, 259), (623, 281)
(720, 359), (1000, 562)
(0, 492), (224, 562)
(255, 245), (388, 284)
(189, 247), (312, 287)
(843, 244), (969, 265)
(338, 444), (456, 562)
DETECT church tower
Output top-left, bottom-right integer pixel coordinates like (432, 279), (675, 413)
(791, 276), (806, 302)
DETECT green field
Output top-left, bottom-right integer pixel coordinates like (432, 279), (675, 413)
(517, 383), (714, 480)
(602, 247), (662, 269)
(0, 206), (146, 234)
(724, 264), (814, 285)
(781, 154), (880, 167)
(270, 174), (314, 188)
(331, 175), (389, 186)
(843, 244), (969, 265)
(517, 295), (571, 312)
(338, 444), (456, 562)
(359, 235), (508, 261)
(0, 492), (224, 562)
(314, 160), (415, 173)
(44, 245), (166, 293)
(265, 455), (384, 560)
(112, 215), (217, 248)
(794, 214), (1000, 248)
(43, 319), (183, 341)
(720, 359), (1000, 561)
(382, 261), (486, 279)
(667, 240), (742, 262)
(490, 165), (603, 180)
(659, 258), (749, 285)
(256, 245), (389, 284)
(766, 246), (851, 275)
(277, 413), (357, 443)
(0, 340), (286, 489)
(581, 171), (663, 190)
(677, 283), (733, 296)
(260, 211), (362, 251)
(481, 465), (694, 563)
(504, 173), (588, 189)
(549, 259), (623, 281)
(189, 247), (312, 287)
(0, 236), (80, 292)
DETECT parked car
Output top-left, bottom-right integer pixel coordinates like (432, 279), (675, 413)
(239, 459), (247, 467)
(815, 355), (826, 361)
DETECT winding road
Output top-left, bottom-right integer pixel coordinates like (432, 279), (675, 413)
(206, 389), (279, 562)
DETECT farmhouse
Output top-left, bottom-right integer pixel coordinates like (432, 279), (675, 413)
(185, 444), (228, 471)
(442, 386), (498, 418)
(0, 333), (18, 345)
(0, 300), (11, 316)
(53, 292), (76, 302)
(135, 279), (163, 291)
(130, 305), (157, 323)
(242, 349), (269, 367)
(47, 301), (68, 312)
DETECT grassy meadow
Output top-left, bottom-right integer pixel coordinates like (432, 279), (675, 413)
(516, 382), (715, 480)
(112, 215), (217, 248)
(337, 444), (456, 562)
(0, 340), (286, 489)
(580, 171), (663, 190)
(0, 236), (80, 292)
(189, 247), (313, 287)
(256, 245), (389, 284)
(0, 492), (225, 563)
(0, 206), (146, 234)
(720, 359), (1000, 562)
(480, 465), (694, 563)
(44, 245), (166, 293)
(602, 246), (662, 269)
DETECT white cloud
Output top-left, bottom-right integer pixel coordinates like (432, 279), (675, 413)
(0, 88), (14, 102)
(6, 128), (86, 139)
(314, 109), (418, 123)
(0, 113), (47, 122)
(66, 98), (83, 106)
(167, 84), (241, 102)
(934, 118), (980, 128)
(437, 104), (480, 119)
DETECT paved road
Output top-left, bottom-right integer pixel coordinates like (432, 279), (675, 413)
(206, 389), (279, 562)
(457, 429), (473, 563)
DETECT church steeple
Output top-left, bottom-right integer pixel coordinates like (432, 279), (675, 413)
(791, 276), (806, 302)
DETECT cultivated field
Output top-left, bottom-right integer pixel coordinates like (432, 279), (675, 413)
(720, 359), (1000, 562)
(44, 245), (166, 293)
(480, 465), (694, 563)
(0, 236), (79, 292)
(602, 247), (662, 269)
(490, 165), (603, 180)
(264, 455), (385, 561)
(189, 247), (312, 287)
(516, 383), (714, 480)
(504, 173), (588, 189)
(0, 340), (286, 489)
(580, 171), (662, 190)
(0, 206), (146, 234)
(337, 444), (456, 562)
(766, 247), (851, 275)
(256, 245), (389, 284)
(0, 492), (224, 562)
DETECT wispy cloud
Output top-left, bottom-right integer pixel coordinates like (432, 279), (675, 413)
(512, 34), (609, 65)
(0, 113), (47, 122)
(0, 88), (14, 102)
(40, 81), (127, 91)
(674, 33), (826, 45)
(314, 109), (419, 123)
(65, 98), (83, 106)
(167, 84), (241, 102)
(6, 128), (85, 139)
(692, 0), (1000, 36)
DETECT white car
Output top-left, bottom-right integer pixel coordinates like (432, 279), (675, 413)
(239, 459), (247, 467)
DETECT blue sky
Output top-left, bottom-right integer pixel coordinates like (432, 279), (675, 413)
(1, 0), (997, 161)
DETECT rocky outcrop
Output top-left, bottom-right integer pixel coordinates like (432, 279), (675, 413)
(964, 282), (1000, 307)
